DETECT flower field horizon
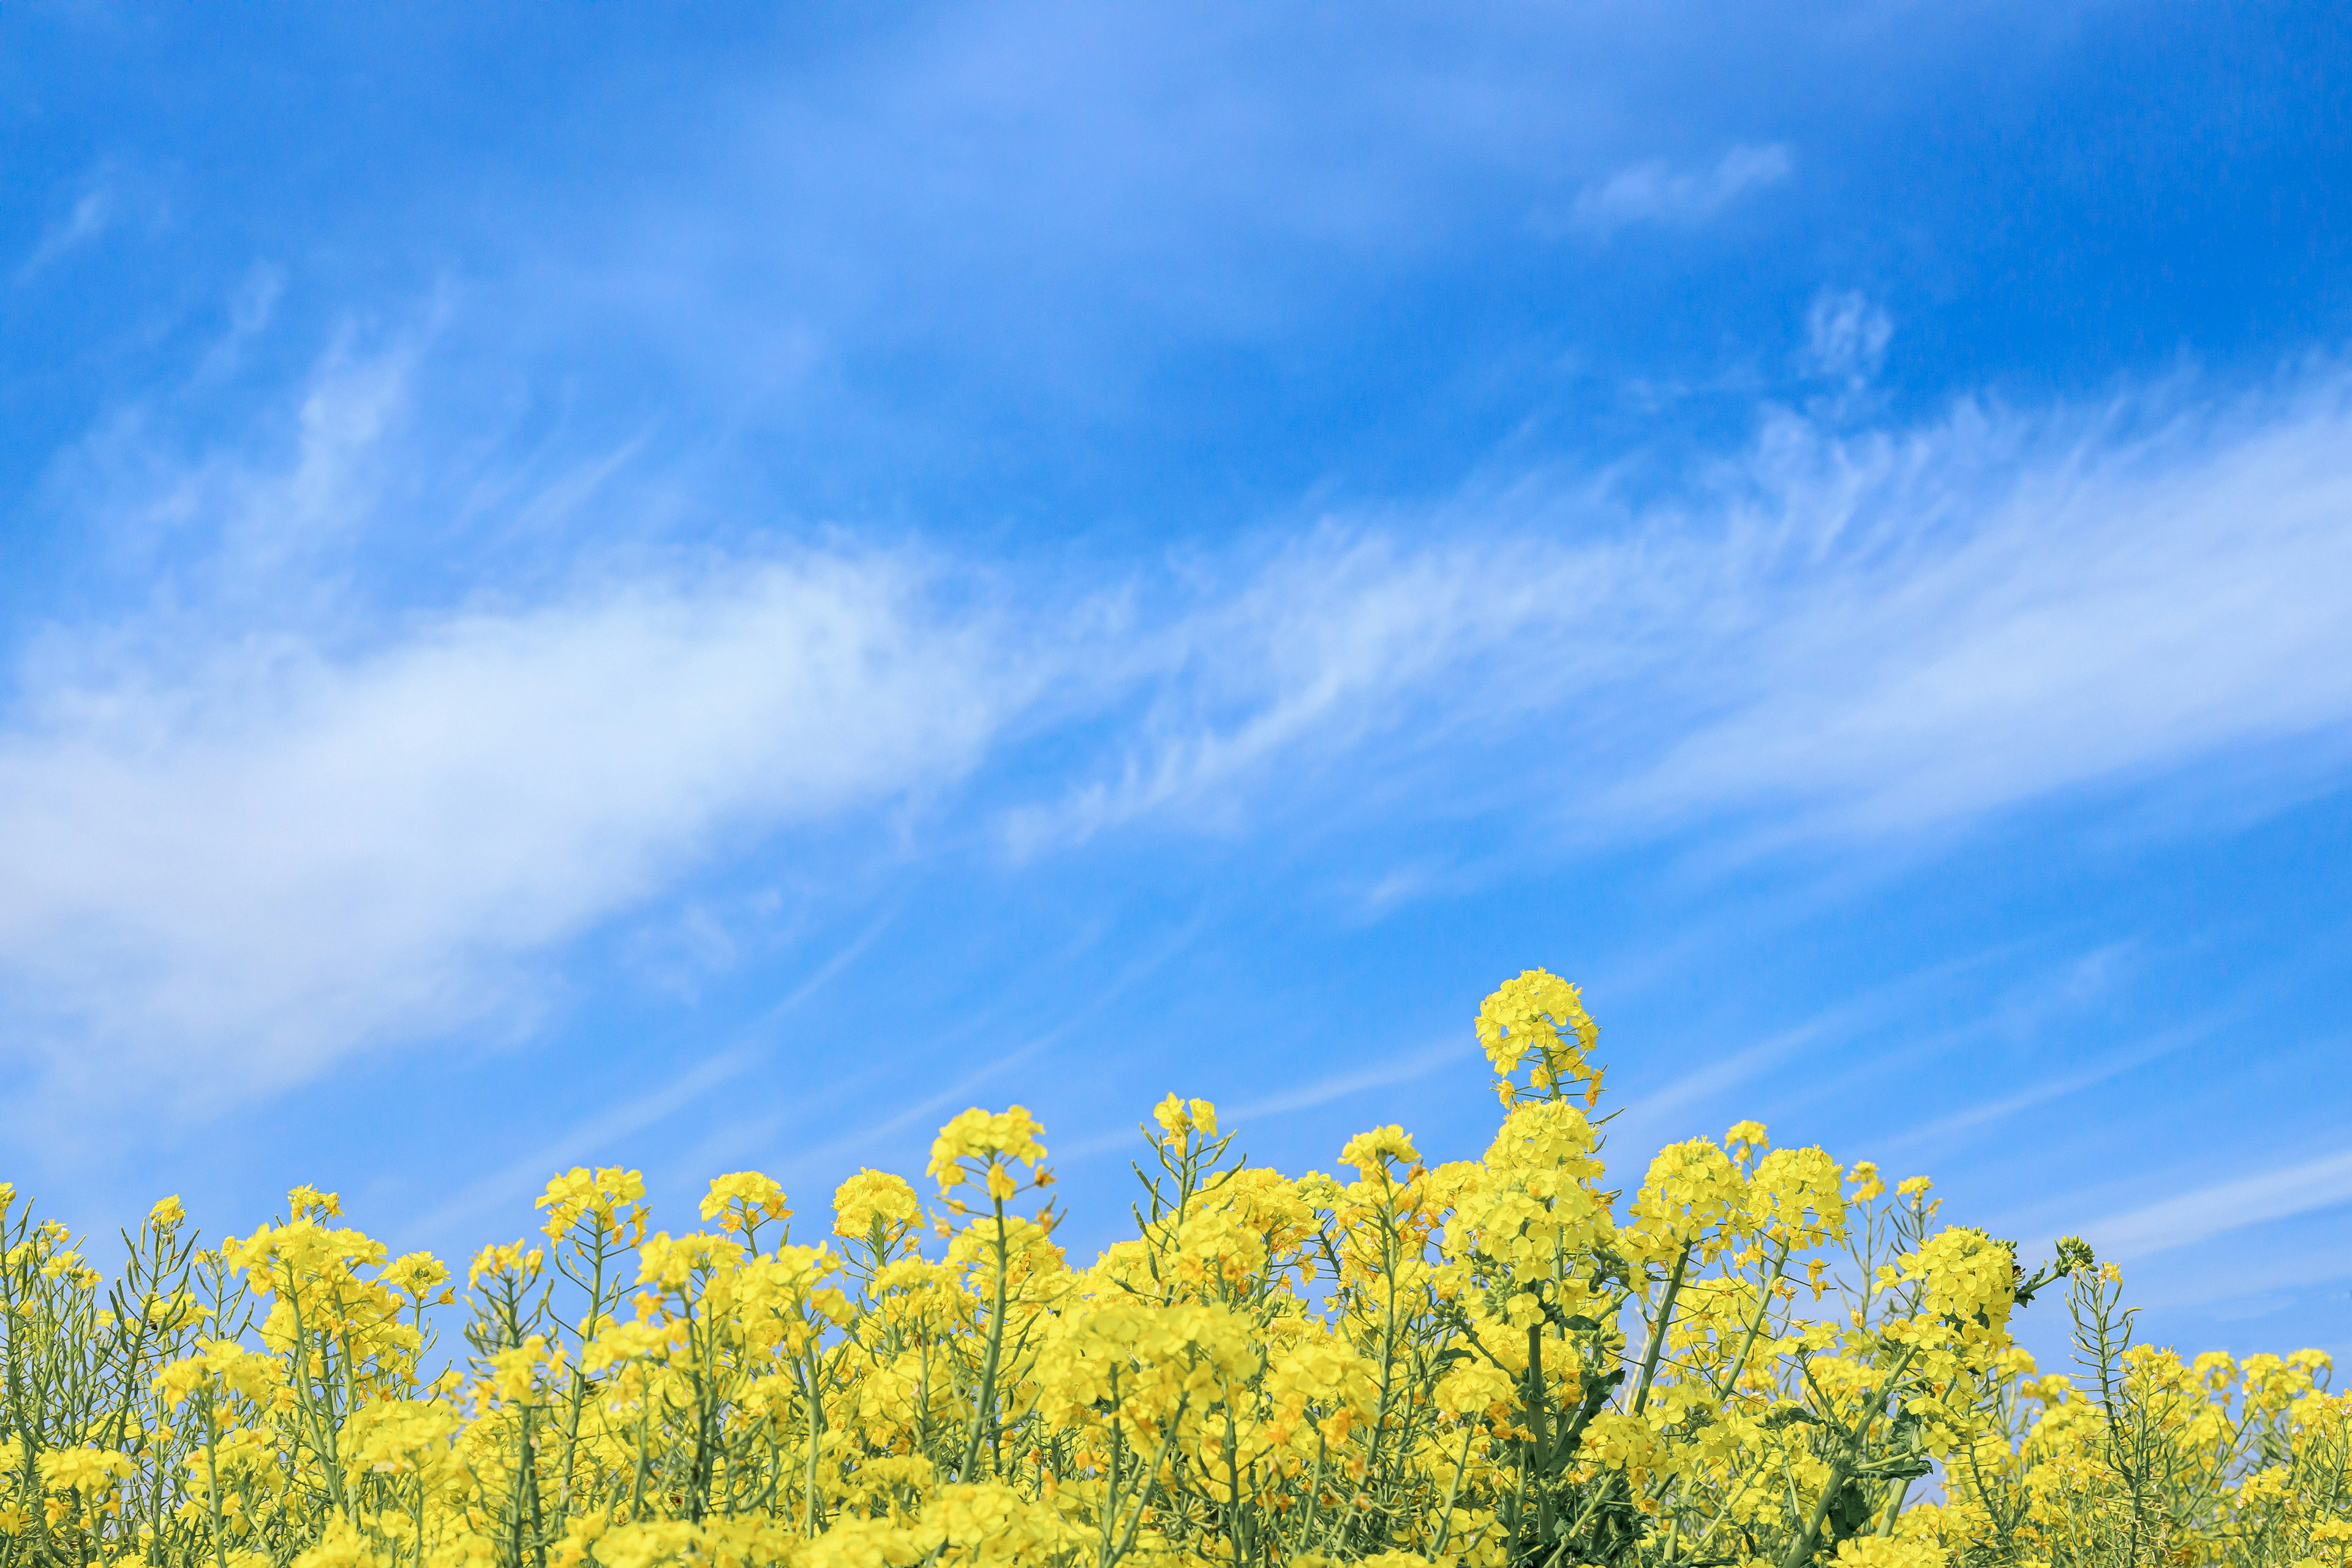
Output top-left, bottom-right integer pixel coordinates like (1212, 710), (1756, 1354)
(1, 970), (2340, 1568)
(11, 9), (2350, 1566)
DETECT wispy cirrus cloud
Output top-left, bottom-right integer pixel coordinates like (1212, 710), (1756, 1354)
(18, 188), (112, 282)
(1801, 290), (1893, 385)
(6, 327), (2351, 1117)
(1617, 377), (2352, 834)
(1871, 1022), (2212, 1163)
(1564, 143), (1794, 236)
(1016, 364), (2352, 850)
(1054, 1033), (1480, 1164)
(0, 347), (1026, 1110)
(2083, 1145), (2352, 1263)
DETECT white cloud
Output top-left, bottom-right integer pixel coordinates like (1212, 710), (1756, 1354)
(1872, 1023), (2206, 1159)
(1802, 289), (1893, 384)
(0, 334), (1038, 1115)
(0, 345), (1022, 1109)
(399, 1044), (766, 1243)
(18, 189), (111, 281)
(1024, 366), (2352, 848)
(1047, 1036), (1474, 1164)
(11, 333), (2352, 1114)
(1624, 378), (2352, 832)
(2083, 1147), (2352, 1262)
(0, 562), (1014, 1108)
(195, 264), (287, 382)
(43, 320), (423, 612)
(1567, 143), (1793, 236)
(1002, 527), (1624, 851)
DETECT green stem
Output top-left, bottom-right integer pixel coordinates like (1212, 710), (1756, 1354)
(958, 1198), (1013, 1482)
(1632, 1242), (1695, 1416)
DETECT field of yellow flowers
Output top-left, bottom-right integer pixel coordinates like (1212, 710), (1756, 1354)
(1, 970), (2342, 1568)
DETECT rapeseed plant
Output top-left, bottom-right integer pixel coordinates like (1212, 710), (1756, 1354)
(0, 969), (2339, 1568)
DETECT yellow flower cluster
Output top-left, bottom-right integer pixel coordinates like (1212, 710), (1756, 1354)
(1475, 968), (1602, 1107)
(0, 971), (2340, 1568)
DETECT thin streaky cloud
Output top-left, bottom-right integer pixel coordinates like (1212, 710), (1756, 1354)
(18, 189), (111, 281)
(394, 916), (892, 1246)
(1571, 940), (2032, 1147)
(194, 264), (287, 383)
(1871, 1022), (2213, 1162)
(1035, 364), (2352, 850)
(777, 920), (1205, 1179)
(1223, 1037), (1477, 1126)
(0, 344), (1019, 1111)
(1599, 940), (2058, 1160)
(1566, 143), (1793, 236)
(1054, 1036), (1480, 1165)
(0, 557), (1011, 1111)
(1601, 1021), (1825, 1162)
(2123, 1237), (2352, 1313)
(1750, 940), (2146, 1140)
(988, 1085), (1162, 1166)
(2084, 1147), (2352, 1263)
(781, 1032), (1062, 1181)
(763, 913), (897, 1023)
(399, 1044), (766, 1245)
(1618, 379), (2352, 834)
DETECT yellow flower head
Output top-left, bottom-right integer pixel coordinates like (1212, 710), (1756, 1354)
(342, 1399), (459, 1479)
(635, 1231), (745, 1294)
(1152, 1094), (1219, 1148)
(699, 1172), (792, 1234)
(467, 1240), (545, 1290)
(1834, 1536), (1948, 1568)
(928, 1106), (1049, 1196)
(1746, 1147), (1849, 1249)
(0, 961), (2319, 1568)
(1899, 1226), (2019, 1343)
(382, 1252), (450, 1303)
(1338, 1125), (1421, 1184)
(581, 1317), (689, 1373)
(1476, 968), (1602, 1103)
(1578, 1411), (1664, 1476)
(37, 1448), (135, 1498)
(285, 1185), (341, 1221)
(833, 1169), (922, 1244)
(536, 1166), (648, 1243)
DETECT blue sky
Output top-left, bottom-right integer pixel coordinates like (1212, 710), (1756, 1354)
(4, 1), (2350, 1363)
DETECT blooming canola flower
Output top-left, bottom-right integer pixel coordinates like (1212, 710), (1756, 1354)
(0, 971), (2336, 1568)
